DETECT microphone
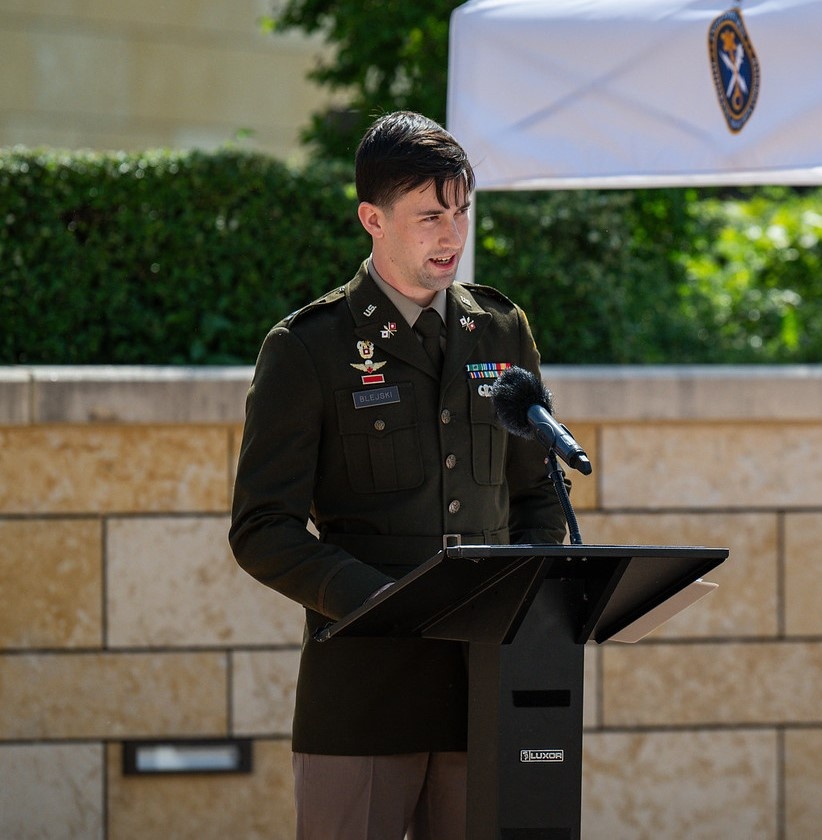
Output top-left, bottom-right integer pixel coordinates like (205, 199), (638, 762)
(491, 366), (592, 475)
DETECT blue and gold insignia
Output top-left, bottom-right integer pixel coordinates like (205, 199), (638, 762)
(708, 7), (760, 133)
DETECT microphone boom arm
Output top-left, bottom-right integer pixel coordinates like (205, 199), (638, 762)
(545, 451), (583, 545)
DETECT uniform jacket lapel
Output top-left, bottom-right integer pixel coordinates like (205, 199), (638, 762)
(345, 264), (436, 377)
(344, 265), (493, 382)
(443, 283), (492, 385)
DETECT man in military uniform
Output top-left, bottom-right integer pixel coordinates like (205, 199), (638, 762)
(230, 111), (567, 840)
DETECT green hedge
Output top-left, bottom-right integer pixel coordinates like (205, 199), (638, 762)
(2, 147), (820, 364)
(1, 148), (365, 364)
(475, 188), (704, 364)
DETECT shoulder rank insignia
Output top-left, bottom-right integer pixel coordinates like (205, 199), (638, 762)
(284, 286), (345, 326)
(708, 7), (760, 133)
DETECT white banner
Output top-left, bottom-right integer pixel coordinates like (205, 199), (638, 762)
(447, 0), (822, 189)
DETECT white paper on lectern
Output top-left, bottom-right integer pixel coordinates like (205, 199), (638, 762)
(609, 579), (718, 643)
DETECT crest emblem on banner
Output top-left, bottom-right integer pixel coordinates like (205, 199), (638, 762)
(708, 7), (760, 133)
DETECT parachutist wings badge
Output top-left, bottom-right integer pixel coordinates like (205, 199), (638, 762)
(350, 339), (387, 374)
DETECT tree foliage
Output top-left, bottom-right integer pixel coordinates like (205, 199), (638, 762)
(265, 0), (462, 160)
(681, 186), (822, 361)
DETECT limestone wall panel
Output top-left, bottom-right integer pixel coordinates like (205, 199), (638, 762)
(0, 743), (104, 839)
(107, 516), (304, 648)
(581, 730), (777, 839)
(564, 422), (598, 510)
(601, 424), (822, 509)
(0, 518), (102, 649)
(784, 511), (822, 636)
(0, 651), (227, 739)
(0, 426), (228, 514)
(32, 367), (252, 425)
(232, 650), (301, 736)
(785, 728), (822, 838)
(602, 642), (822, 727)
(0, 367), (29, 424)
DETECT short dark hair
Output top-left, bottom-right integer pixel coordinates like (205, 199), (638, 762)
(355, 111), (475, 209)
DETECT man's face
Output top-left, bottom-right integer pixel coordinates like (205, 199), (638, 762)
(361, 178), (471, 306)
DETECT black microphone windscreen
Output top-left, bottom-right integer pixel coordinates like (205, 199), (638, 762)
(491, 366), (554, 438)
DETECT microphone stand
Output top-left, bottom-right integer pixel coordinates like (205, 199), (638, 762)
(546, 451), (583, 545)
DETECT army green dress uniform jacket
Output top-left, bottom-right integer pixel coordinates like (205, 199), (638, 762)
(230, 263), (567, 756)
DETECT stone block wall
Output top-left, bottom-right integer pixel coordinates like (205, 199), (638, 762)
(1, 365), (820, 839)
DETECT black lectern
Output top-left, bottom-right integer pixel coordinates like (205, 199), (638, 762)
(316, 543), (728, 839)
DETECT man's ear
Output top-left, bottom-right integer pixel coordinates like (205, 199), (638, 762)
(357, 202), (385, 238)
